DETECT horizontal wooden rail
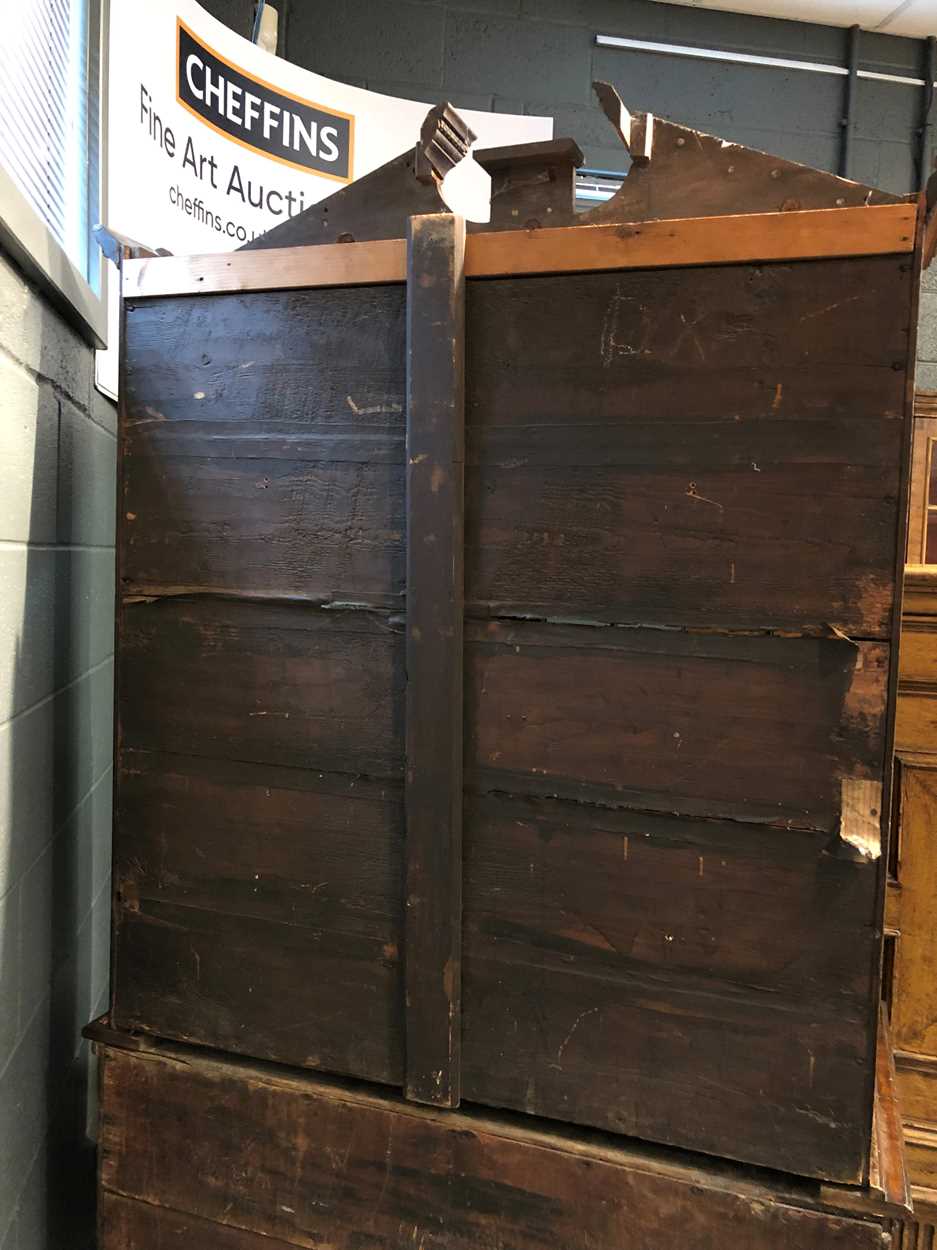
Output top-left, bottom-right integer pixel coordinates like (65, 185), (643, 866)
(122, 237), (407, 299)
(123, 202), (916, 299)
(468, 202), (916, 277)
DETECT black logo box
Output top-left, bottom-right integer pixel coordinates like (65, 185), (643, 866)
(177, 22), (353, 180)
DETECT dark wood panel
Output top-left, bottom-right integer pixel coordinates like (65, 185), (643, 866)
(403, 213), (466, 1106)
(119, 599), (404, 778)
(461, 792), (878, 1181)
(464, 259), (909, 636)
(121, 285), (406, 600)
(112, 899), (401, 1084)
(122, 453), (404, 602)
(116, 748), (402, 943)
(466, 620), (888, 833)
(100, 1193), (303, 1250)
(124, 286), (406, 426)
(97, 1039), (886, 1250)
(466, 260), (911, 426)
(466, 424), (900, 635)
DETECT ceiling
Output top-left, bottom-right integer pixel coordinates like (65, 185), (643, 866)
(658, 0), (937, 37)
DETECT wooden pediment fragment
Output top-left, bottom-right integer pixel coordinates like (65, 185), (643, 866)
(583, 80), (905, 224)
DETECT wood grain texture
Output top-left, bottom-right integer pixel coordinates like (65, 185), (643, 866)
(580, 111), (903, 224)
(96, 1039), (888, 1250)
(109, 223), (914, 1187)
(891, 565), (937, 1221)
(460, 791), (879, 1182)
(895, 695), (937, 753)
(112, 747), (404, 1080)
(891, 762), (937, 1056)
(899, 622), (937, 687)
(113, 900), (401, 1082)
(404, 214), (466, 1107)
(117, 749), (401, 943)
(119, 599), (403, 777)
(465, 258), (910, 635)
(465, 204), (916, 279)
(101, 1194), (301, 1250)
(123, 237), (407, 299)
(872, 1010), (912, 1213)
(465, 620), (888, 834)
(122, 286), (406, 602)
(122, 205), (914, 299)
(113, 596), (404, 1077)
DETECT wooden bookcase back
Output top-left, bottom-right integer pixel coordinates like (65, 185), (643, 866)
(111, 201), (921, 1185)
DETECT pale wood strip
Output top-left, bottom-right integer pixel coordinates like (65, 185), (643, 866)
(123, 203), (916, 299)
(466, 203), (917, 279)
(122, 237), (407, 298)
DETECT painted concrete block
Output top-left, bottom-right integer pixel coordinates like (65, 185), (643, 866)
(0, 360), (59, 546)
(57, 401), (117, 548)
(288, 0), (446, 88)
(591, 45), (841, 144)
(445, 13), (592, 102)
(0, 886), (20, 1071)
(90, 387), (117, 437)
(0, 256), (92, 407)
(0, 548), (114, 725)
(0, 660), (114, 902)
(0, 999), (51, 1239)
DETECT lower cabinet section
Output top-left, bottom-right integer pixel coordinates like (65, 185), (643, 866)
(92, 1026), (896, 1250)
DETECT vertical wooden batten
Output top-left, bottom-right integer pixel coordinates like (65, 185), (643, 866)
(404, 212), (466, 1107)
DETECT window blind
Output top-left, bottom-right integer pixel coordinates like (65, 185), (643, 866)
(0, 0), (96, 285)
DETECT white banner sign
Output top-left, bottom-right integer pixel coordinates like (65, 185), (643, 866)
(97, 0), (552, 395)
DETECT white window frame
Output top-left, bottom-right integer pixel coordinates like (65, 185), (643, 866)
(0, 0), (109, 348)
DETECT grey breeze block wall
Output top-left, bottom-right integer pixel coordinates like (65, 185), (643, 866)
(0, 245), (115, 1250)
(203, 0), (937, 380)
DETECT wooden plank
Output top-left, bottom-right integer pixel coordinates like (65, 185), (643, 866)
(466, 204), (916, 278)
(112, 749), (404, 1079)
(121, 285), (406, 602)
(123, 236), (407, 298)
(113, 900), (401, 1083)
(462, 791), (879, 1182)
(122, 204), (915, 299)
(121, 451), (404, 605)
(466, 621), (888, 835)
(101, 1193), (302, 1250)
(466, 422), (902, 636)
(895, 692), (937, 753)
(871, 1008), (912, 1213)
(464, 256), (910, 636)
(899, 620), (937, 687)
(117, 749), (401, 944)
(870, 190), (924, 1178)
(123, 285), (406, 426)
(112, 598), (405, 1078)
(96, 1038), (889, 1250)
(580, 105), (904, 224)
(890, 762), (937, 1056)
(897, 1046), (937, 1111)
(403, 213), (465, 1108)
(119, 599), (404, 778)
(467, 257), (911, 419)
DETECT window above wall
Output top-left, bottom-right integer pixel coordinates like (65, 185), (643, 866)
(0, 0), (107, 345)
